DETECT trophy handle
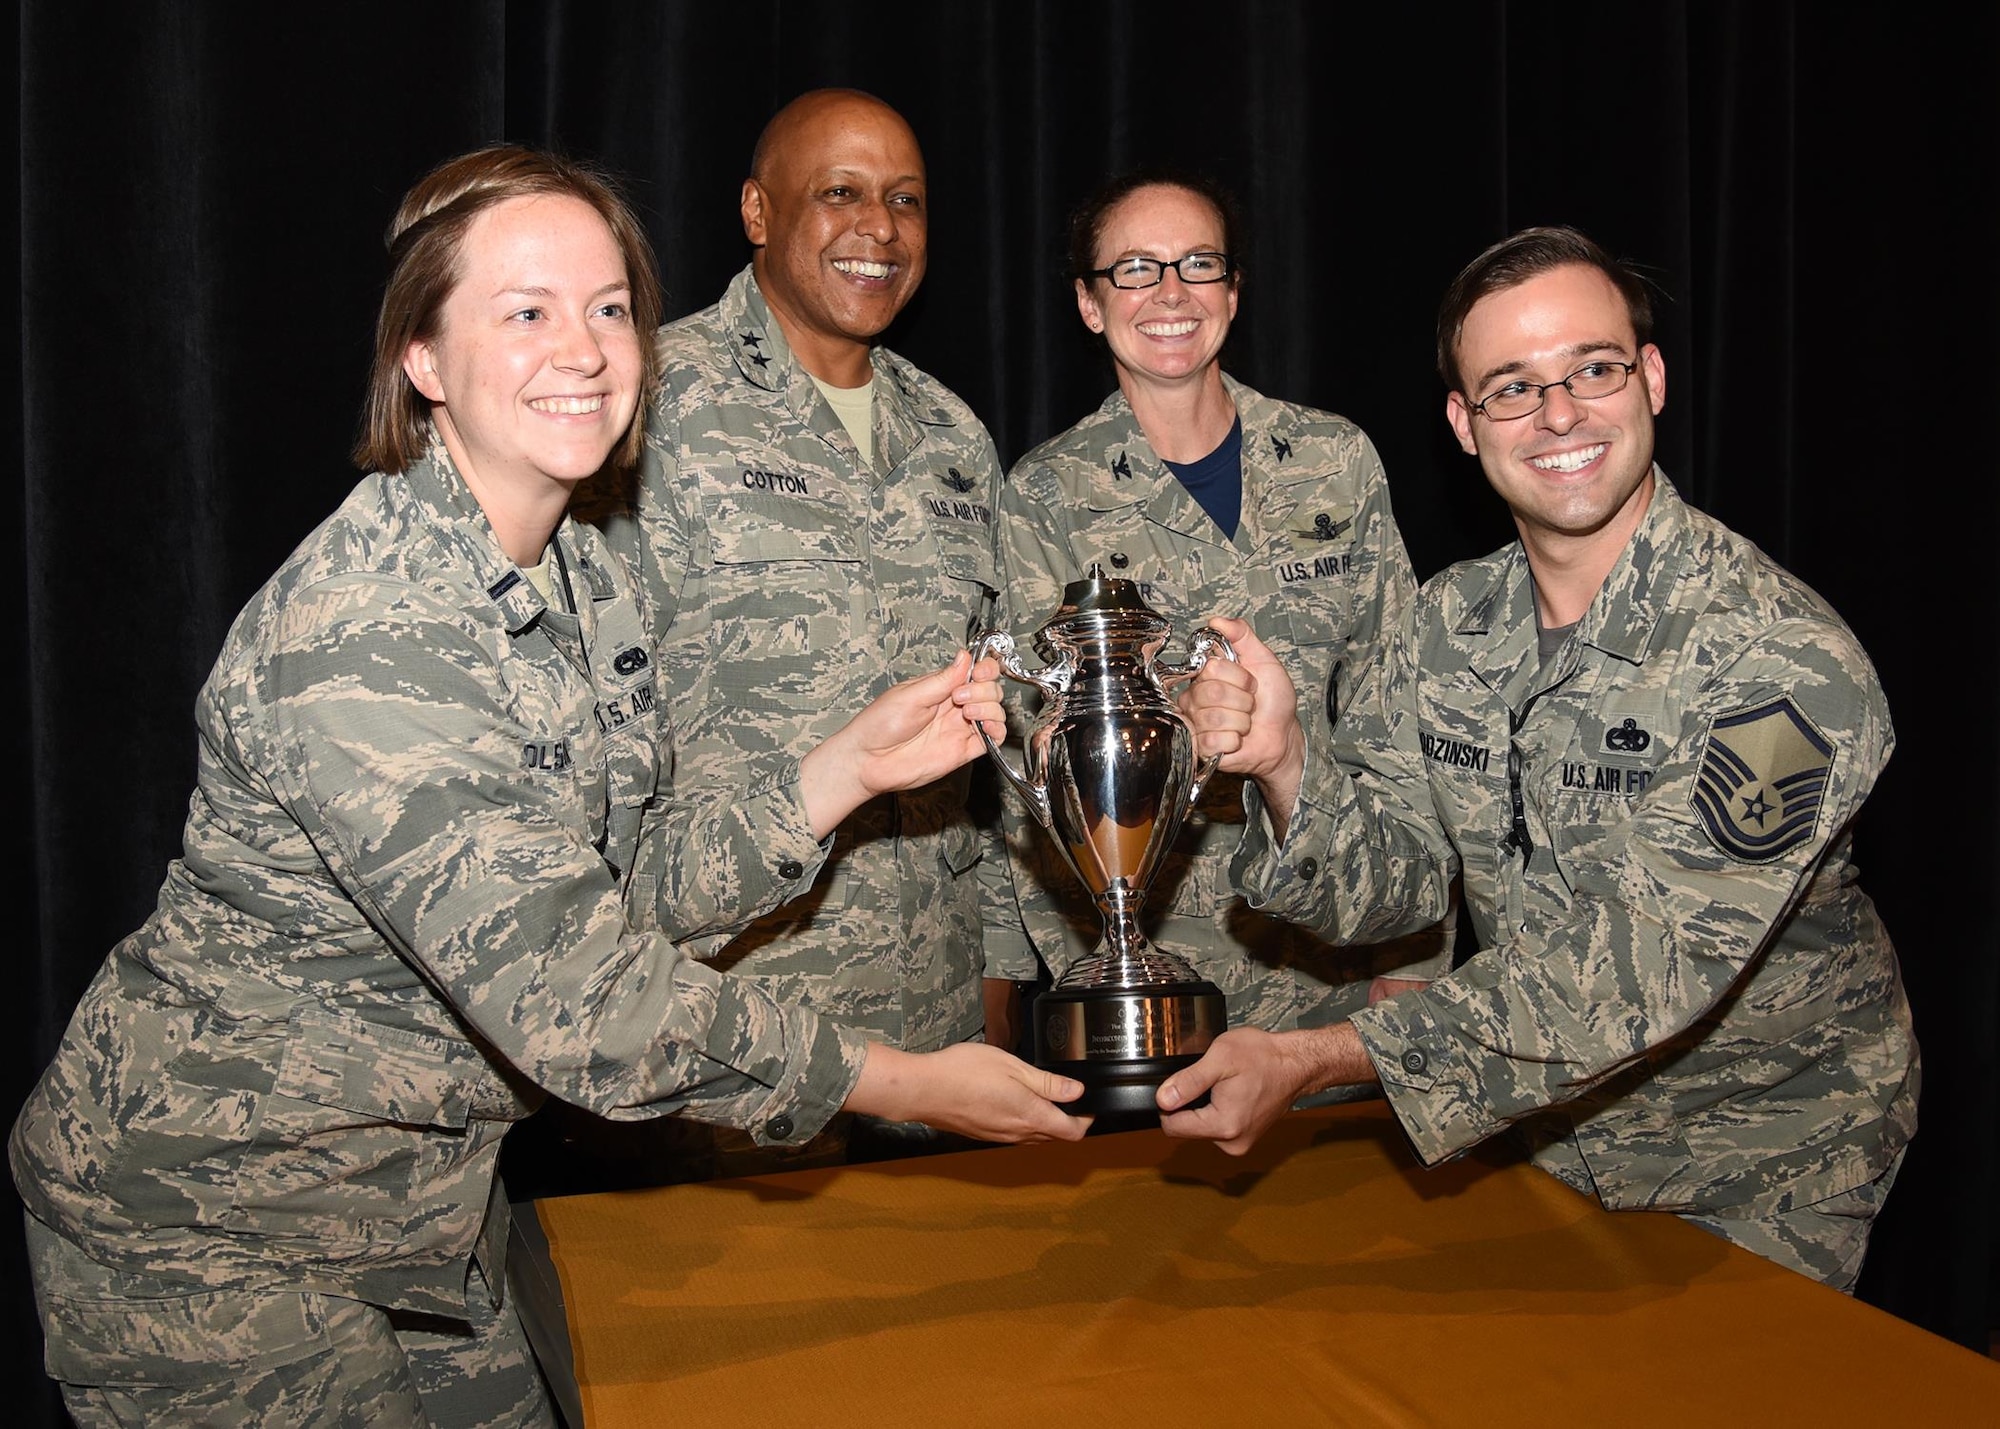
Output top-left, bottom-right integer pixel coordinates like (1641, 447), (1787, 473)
(1153, 626), (1239, 808)
(967, 629), (1069, 831)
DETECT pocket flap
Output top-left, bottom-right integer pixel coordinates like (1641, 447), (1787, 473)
(702, 489), (862, 564)
(276, 1011), (476, 1130)
(41, 1281), (326, 1385)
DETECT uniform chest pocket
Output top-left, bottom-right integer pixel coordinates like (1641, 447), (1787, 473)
(701, 478), (863, 562)
(1415, 718), (1507, 838)
(699, 493), (864, 698)
(598, 724), (661, 880)
(704, 502), (864, 572)
(1267, 571), (1357, 647)
(1069, 501), (1172, 599)
(1265, 600), (1357, 734)
(937, 536), (999, 637)
(1549, 696), (1674, 834)
(1546, 735), (1663, 901)
(515, 719), (590, 851)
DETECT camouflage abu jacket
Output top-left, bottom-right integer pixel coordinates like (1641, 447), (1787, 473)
(10, 448), (869, 1317)
(1234, 472), (1919, 1216)
(600, 268), (1004, 1052)
(993, 379), (1448, 1030)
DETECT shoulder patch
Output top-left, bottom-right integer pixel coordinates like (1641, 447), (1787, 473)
(1689, 697), (1833, 862)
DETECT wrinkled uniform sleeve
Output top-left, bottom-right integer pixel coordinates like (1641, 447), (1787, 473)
(1231, 588), (1459, 945)
(254, 573), (863, 1145)
(1319, 432), (1455, 982)
(613, 416), (835, 940)
(1347, 619), (1894, 1166)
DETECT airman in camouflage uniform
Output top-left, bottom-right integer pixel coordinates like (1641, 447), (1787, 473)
(9, 146), (1082, 1426)
(1163, 229), (1918, 1289)
(602, 268), (1005, 1051)
(12, 448), (872, 1424)
(1229, 470), (1918, 1282)
(997, 377), (1449, 1030)
(593, 90), (1015, 1174)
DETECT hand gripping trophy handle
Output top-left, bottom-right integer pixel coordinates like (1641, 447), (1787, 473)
(965, 627), (1064, 834)
(1150, 624), (1237, 809)
(966, 624), (1238, 838)
(968, 564), (1236, 1122)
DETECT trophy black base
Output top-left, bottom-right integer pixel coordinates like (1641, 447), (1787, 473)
(1033, 979), (1227, 1130)
(1036, 1054), (1211, 1131)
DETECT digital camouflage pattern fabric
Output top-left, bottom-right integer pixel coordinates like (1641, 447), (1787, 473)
(600, 267), (1007, 1053)
(11, 446), (870, 1332)
(993, 379), (1449, 1030)
(1232, 472), (1918, 1279)
(25, 1215), (554, 1427)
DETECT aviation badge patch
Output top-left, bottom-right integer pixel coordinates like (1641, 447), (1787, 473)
(1689, 697), (1834, 862)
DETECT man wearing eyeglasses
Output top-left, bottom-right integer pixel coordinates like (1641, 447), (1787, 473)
(1155, 225), (1919, 1290)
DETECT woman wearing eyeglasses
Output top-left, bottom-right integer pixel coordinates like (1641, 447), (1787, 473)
(990, 171), (1449, 1047)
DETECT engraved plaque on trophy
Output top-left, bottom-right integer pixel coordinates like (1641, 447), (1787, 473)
(972, 564), (1232, 1121)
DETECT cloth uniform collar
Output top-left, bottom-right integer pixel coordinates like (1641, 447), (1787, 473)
(1080, 371), (1301, 550)
(1454, 465), (1690, 696)
(403, 432), (613, 638)
(717, 266), (960, 429)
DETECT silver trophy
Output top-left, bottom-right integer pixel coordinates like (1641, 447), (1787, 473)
(973, 564), (1233, 1121)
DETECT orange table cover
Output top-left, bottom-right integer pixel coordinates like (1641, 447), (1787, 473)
(531, 1101), (1996, 1427)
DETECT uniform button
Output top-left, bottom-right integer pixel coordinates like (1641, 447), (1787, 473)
(1296, 857), (1319, 881)
(777, 859), (804, 880)
(1109, 552), (1130, 569)
(1401, 1050), (1427, 1075)
(766, 1114), (795, 1140)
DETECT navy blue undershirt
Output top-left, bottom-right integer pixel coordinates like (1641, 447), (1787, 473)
(1161, 414), (1244, 540)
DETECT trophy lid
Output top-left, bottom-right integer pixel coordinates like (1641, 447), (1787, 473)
(1053, 562), (1166, 621)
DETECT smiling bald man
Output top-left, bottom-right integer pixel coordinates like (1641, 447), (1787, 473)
(598, 89), (1025, 1176)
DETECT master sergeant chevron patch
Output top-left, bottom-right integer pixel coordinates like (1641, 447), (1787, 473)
(1690, 697), (1835, 862)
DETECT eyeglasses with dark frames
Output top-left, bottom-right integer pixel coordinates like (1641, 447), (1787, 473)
(1085, 251), (1234, 290)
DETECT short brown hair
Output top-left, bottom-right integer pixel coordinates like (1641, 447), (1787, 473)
(1435, 225), (1655, 394)
(353, 144), (664, 475)
(1066, 169), (1245, 285)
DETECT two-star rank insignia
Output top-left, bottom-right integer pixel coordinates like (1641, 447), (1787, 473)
(1690, 697), (1833, 862)
(1271, 434), (1292, 461)
(739, 332), (769, 368)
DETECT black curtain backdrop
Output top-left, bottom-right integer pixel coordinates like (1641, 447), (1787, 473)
(11, 3), (1997, 1418)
